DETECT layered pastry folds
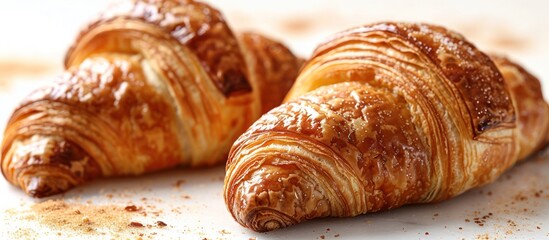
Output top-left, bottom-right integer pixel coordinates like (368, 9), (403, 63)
(1, 0), (302, 197)
(224, 22), (549, 232)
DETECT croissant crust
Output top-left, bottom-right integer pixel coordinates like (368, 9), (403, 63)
(224, 22), (549, 232)
(1, 0), (301, 197)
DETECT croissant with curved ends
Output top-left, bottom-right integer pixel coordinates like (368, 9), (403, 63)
(1, 0), (302, 198)
(224, 22), (549, 232)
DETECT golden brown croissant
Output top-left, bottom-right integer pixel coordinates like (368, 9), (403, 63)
(1, 0), (302, 198)
(224, 22), (549, 232)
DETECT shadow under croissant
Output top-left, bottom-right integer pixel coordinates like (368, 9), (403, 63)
(6, 151), (228, 199)
(36, 164), (227, 199)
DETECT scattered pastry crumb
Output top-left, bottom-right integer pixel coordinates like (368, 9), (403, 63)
(125, 205), (140, 212)
(4, 199), (170, 239)
(130, 222), (144, 227)
(156, 221), (167, 227)
(30, 200), (132, 233)
(174, 179), (186, 188)
(468, 212), (493, 227)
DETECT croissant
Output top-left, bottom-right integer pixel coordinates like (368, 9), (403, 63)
(1, 0), (302, 198)
(224, 22), (549, 232)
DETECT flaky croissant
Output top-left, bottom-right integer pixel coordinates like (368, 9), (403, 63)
(1, 0), (302, 198)
(224, 22), (549, 232)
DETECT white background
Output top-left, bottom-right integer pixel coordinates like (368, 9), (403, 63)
(1, 1), (548, 239)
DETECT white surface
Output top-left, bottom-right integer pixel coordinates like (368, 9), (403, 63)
(1, 0), (549, 239)
(2, 150), (549, 239)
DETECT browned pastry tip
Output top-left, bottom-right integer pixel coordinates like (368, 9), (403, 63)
(1, 0), (301, 197)
(8, 137), (99, 198)
(224, 22), (548, 232)
(490, 55), (549, 158)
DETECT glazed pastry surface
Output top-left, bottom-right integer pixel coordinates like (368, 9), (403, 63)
(1, 0), (302, 197)
(224, 22), (549, 232)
